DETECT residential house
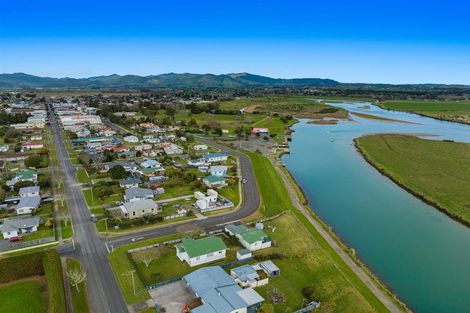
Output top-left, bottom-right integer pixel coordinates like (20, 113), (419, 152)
(163, 143), (184, 155)
(30, 134), (43, 141)
(1, 216), (40, 240)
(176, 237), (228, 267)
(183, 266), (264, 313)
(0, 144), (9, 153)
(123, 135), (139, 143)
(124, 187), (154, 202)
(6, 170), (38, 187)
(188, 159), (206, 167)
(19, 186), (40, 197)
(22, 141), (44, 150)
(140, 159), (162, 169)
(103, 162), (138, 173)
(251, 128), (269, 135)
(194, 190), (218, 212)
(119, 199), (160, 219)
(119, 177), (141, 189)
(16, 195), (41, 215)
(225, 224), (272, 251)
(203, 153), (228, 163)
(210, 165), (228, 177)
(193, 144), (208, 151)
(203, 175), (227, 188)
(230, 264), (269, 288)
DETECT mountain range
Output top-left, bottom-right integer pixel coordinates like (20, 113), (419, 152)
(0, 72), (339, 89)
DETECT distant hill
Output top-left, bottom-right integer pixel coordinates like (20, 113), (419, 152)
(0, 72), (340, 89)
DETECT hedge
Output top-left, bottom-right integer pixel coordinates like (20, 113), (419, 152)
(42, 250), (67, 313)
(0, 249), (66, 313)
(0, 251), (44, 283)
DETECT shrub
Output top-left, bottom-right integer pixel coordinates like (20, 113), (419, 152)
(42, 250), (67, 313)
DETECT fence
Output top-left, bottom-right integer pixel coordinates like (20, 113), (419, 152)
(164, 213), (186, 220)
(127, 238), (183, 254)
(293, 301), (321, 313)
(0, 236), (56, 252)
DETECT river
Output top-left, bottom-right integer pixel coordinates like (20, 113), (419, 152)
(282, 102), (470, 313)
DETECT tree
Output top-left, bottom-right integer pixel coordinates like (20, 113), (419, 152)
(25, 155), (44, 168)
(67, 266), (87, 292)
(134, 247), (163, 268)
(188, 118), (198, 127)
(109, 165), (127, 179)
(14, 181), (35, 192)
(44, 219), (54, 229)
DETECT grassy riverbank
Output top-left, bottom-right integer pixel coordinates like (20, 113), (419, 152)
(379, 100), (470, 124)
(355, 134), (470, 225)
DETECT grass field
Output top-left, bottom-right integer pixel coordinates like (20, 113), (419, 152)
(257, 213), (376, 312)
(356, 134), (470, 224)
(380, 100), (470, 124)
(130, 239), (239, 286)
(0, 279), (47, 313)
(245, 151), (295, 217)
(66, 258), (90, 313)
(108, 234), (181, 304)
(219, 96), (348, 119)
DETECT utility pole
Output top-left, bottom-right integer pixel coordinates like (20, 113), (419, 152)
(123, 270), (136, 295)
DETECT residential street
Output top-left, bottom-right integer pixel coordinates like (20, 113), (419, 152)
(104, 137), (260, 248)
(48, 104), (129, 313)
(48, 105), (261, 311)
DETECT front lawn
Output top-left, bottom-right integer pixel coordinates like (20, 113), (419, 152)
(0, 279), (47, 313)
(76, 168), (90, 184)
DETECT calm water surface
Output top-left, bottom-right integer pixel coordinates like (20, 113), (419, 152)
(282, 102), (470, 313)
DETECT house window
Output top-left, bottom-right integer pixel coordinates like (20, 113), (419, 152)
(219, 251), (222, 254)
(132, 212), (136, 216)
(207, 253), (214, 257)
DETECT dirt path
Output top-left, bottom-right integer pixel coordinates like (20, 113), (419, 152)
(269, 157), (404, 313)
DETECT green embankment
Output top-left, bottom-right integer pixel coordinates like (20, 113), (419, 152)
(108, 148), (399, 312)
(379, 100), (470, 124)
(356, 134), (470, 225)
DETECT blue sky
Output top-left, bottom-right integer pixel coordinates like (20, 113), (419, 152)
(1, 0), (470, 84)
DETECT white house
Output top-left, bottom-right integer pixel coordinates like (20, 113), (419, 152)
(140, 159), (162, 169)
(175, 237), (227, 267)
(210, 165), (228, 177)
(119, 177), (141, 189)
(119, 199), (160, 219)
(22, 141), (44, 150)
(1, 216), (40, 240)
(194, 189), (218, 211)
(123, 135), (139, 143)
(225, 224), (272, 251)
(203, 153), (228, 163)
(193, 144), (208, 151)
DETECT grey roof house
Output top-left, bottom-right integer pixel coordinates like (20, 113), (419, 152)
(124, 187), (154, 202)
(1, 216), (40, 240)
(16, 195), (41, 215)
(183, 266), (264, 313)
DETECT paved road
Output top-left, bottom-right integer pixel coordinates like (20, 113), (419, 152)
(105, 138), (260, 248)
(48, 104), (129, 313)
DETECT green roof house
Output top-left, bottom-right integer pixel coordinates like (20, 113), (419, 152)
(203, 175), (227, 188)
(225, 224), (272, 251)
(176, 237), (228, 267)
(6, 169), (38, 188)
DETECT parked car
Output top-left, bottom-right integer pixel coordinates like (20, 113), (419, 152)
(9, 236), (23, 243)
